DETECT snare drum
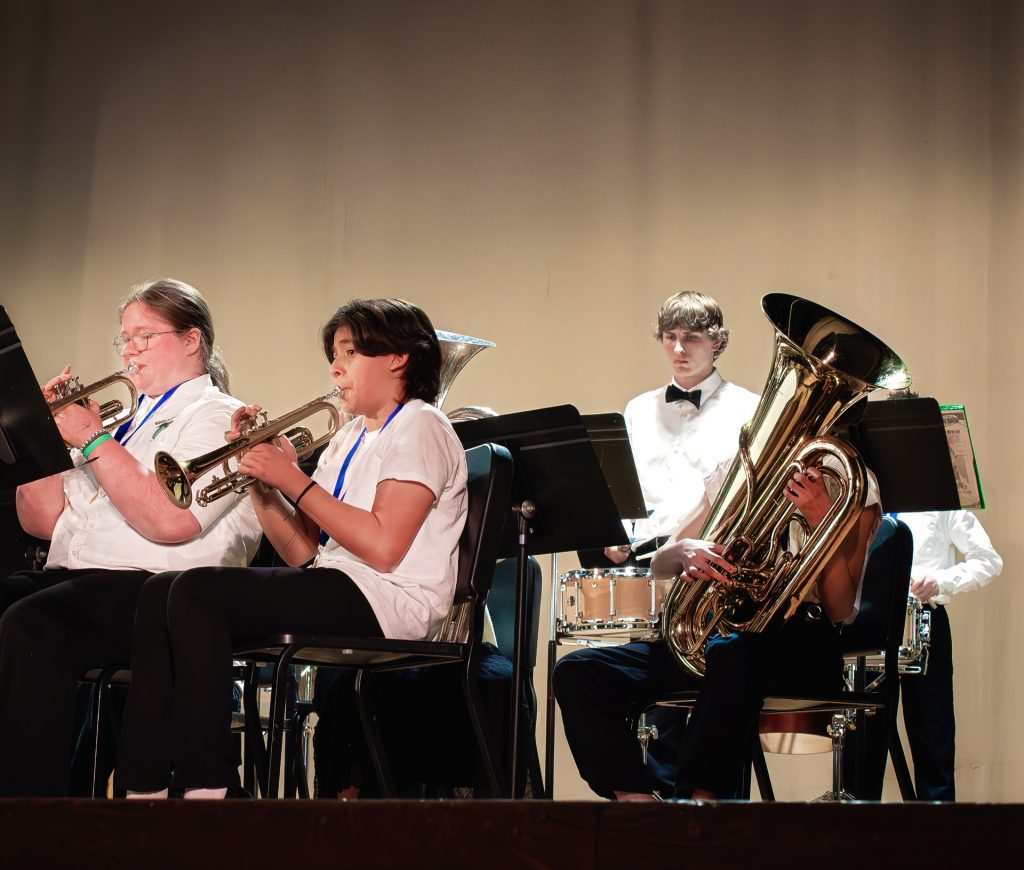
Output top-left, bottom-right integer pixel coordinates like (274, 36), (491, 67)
(556, 568), (672, 643)
(898, 595), (932, 674)
(863, 594), (932, 675)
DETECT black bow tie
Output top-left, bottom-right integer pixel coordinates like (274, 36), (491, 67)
(665, 384), (701, 408)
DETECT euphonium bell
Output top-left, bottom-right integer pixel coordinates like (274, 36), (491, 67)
(155, 388), (341, 509)
(49, 363), (139, 434)
(662, 294), (911, 677)
(435, 330), (494, 413)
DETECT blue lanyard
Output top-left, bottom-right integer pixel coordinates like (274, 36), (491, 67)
(319, 402), (404, 546)
(114, 383), (181, 447)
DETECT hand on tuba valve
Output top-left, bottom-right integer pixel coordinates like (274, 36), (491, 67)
(155, 388), (341, 509)
(47, 363), (139, 437)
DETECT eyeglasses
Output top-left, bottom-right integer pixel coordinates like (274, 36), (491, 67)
(112, 330), (178, 355)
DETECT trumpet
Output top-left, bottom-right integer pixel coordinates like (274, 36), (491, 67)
(49, 363), (139, 433)
(155, 388), (341, 509)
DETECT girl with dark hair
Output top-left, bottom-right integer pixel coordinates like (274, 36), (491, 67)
(0, 278), (262, 796)
(116, 297), (468, 799)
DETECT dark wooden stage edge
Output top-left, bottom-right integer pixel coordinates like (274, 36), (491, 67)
(0, 799), (1017, 868)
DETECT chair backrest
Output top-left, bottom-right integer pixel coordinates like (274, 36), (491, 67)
(487, 556), (543, 669)
(838, 516), (913, 659)
(437, 442), (514, 643)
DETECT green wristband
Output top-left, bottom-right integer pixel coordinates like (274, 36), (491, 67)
(82, 432), (113, 459)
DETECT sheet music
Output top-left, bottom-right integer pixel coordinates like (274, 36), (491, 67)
(940, 404), (985, 510)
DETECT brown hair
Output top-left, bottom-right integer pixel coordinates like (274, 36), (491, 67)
(119, 278), (230, 392)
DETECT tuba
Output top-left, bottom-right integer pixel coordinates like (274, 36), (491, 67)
(435, 330), (495, 414)
(49, 363), (139, 434)
(662, 294), (911, 677)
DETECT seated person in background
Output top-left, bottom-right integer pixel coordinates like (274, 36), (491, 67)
(115, 297), (468, 799)
(0, 278), (261, 797)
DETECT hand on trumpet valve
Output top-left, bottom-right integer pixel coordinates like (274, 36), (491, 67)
(781, 462), (832, 527)
(225, 404), (272, 442)
(41, 365), (75, 404)
(236, 437), (302, 493)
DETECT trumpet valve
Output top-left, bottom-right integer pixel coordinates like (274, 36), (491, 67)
(53, 377), (82, 401)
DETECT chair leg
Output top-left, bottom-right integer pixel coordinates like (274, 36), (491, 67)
(460, 664), (505, 798)
(242, 663), (267, 797)
(354, 669), (397, 797)
(265, 648), (297, 799)
(91, 665), (121, 798)
(751, 739), (775, 801)
(887, 705), (917, 800)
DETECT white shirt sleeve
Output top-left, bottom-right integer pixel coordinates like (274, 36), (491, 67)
(932, 511), (1003, 601)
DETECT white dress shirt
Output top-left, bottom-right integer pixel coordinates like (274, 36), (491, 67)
(892, 510), (1003, 606)
(624, 368), (759, 543)
(311, 399), (468, 641)
(46, 374), (262, 572)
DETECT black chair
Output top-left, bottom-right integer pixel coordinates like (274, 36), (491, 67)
(648, 516), (917, 801)
(238, 442), (514, 799)
(479, 554), (544, 797)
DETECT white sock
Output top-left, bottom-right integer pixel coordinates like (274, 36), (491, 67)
(126, 788), (168, 799)
(184, 787), (228, 800)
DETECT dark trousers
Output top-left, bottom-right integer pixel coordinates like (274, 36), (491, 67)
(677, 614), (844, 798)
(553, 640), (695, 798)
(553, 609), (843, 800)
(0, 568), (152, 796)
(902, 604), (955, 800)
(116, 565), (382, 793)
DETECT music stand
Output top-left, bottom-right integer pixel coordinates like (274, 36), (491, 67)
(454, 405), (645, 798)
(842, 397), (960, 513)
(0, 307), (71, 488)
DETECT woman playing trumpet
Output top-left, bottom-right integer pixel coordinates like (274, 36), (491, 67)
(115, 297), (468, 799)
(0, 278), (262, 797)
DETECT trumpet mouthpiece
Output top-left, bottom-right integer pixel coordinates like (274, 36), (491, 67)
(123, 362), (138, 375)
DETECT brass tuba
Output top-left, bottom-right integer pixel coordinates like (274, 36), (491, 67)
(154, 389), (341, 509)
(435, 330), (495, 414)
(49, 363), (139, 434)
(662, 294), (911, 677)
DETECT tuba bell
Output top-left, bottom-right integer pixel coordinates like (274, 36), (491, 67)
(662, 293), (911, 677)
(435, 330), (494, 414)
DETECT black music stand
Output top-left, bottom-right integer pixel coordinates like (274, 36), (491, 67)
(0, 307), (71, 488)
(842, 397), (960, 513)
(454, 405), (645, 798)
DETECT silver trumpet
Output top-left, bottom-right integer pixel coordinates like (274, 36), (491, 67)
(155, 388), (341, 509)
(49, 363), (139, 433)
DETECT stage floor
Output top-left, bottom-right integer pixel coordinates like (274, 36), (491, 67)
(1, 799), (1018, 868)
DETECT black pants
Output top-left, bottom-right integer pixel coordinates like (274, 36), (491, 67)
(902, 604), (955, 800)
(553, 608), (843, 799)
(0, 568), (152, 796)
(116, 565), (382, 793)
(553, 640), (693, 798)
(676, 614), (843, 798)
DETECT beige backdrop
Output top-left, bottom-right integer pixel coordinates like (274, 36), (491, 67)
(2, 0), (1020, 801)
